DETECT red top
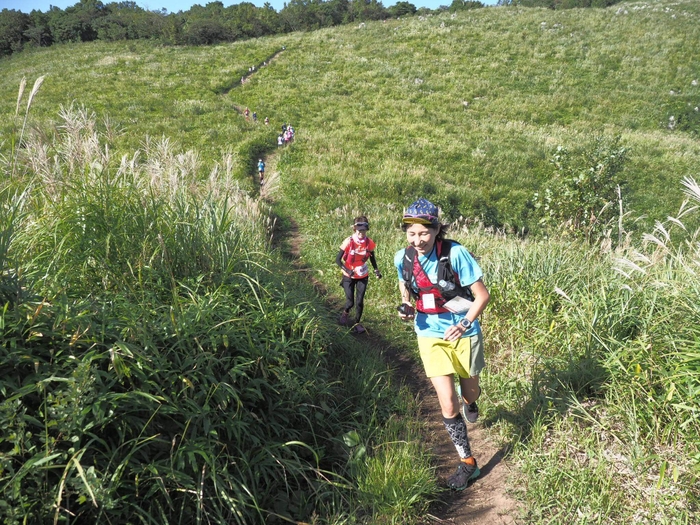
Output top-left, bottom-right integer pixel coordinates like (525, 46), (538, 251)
(340, 235), (376, 279)
(410, 240), (460, 314)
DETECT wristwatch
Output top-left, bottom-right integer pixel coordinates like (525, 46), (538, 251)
(459, 318), (472, 330)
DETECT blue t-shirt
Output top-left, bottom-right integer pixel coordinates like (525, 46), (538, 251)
(394, 242), (483, 339)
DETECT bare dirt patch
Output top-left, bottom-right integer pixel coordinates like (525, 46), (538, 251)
(379, 339), (518, 525)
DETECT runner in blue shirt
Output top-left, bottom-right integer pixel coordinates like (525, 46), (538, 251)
(394, 198), (491, 491)
(258, 159), (265, 185)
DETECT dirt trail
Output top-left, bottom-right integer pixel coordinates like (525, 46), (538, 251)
(380, 336), (518, 525)
(220, 48), (286, 95)
(274, 218), (519, 525)
(226, 48), (288, 192)
(231, 53), (520, 525)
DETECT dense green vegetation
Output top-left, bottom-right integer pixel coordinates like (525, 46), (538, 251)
(1, 102), (435, 523)
(1, 0), (699, 523)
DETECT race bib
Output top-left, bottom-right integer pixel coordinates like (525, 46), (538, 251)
(422, 293), (436, 310)
(355, 264), (369, 278)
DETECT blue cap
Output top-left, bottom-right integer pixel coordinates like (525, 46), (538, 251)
(403, 198), (439, 225)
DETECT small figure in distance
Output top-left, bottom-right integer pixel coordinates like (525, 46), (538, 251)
(336, 216), (382, 334)
(244, 107), (250, 119)
(394, 198), (490, 491)
(252, 111), (257, 123)
(257, 158), (265, 185)
(264, 116), (269, 125)
(277, 134), (284, 147)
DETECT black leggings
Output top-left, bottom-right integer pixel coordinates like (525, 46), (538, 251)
(341, 276), (368, 323)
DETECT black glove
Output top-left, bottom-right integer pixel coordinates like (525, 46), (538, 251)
(374, 269), (382, 279)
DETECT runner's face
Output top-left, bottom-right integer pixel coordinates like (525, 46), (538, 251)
(405, 224), (437, 255)
(355, 229), (367, 239)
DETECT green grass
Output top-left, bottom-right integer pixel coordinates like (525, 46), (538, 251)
(0, 105), (434, 524)
(2, 1), (700, 523)
(3, 2), (700, 230)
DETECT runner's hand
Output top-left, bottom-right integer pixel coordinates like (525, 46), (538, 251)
(397, 303), (414, 321)
(443, 323), (467, 342)
(374, 269), (382, 279)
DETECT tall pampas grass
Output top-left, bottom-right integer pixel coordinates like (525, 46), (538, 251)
(11, 75), (45, 179)
(259, 165), (280, 201)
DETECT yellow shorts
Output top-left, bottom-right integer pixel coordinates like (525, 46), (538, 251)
(417, 332), (485, 378)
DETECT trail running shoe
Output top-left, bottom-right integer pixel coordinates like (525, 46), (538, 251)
(338, 311), (349, 326)
(353, 323), (366, 334)
(447, 458), (480, 491)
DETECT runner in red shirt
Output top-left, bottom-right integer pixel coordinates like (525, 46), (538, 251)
(336, 216), (382, 333)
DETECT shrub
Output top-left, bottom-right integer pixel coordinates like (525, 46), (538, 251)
(533, 135), (628, 243)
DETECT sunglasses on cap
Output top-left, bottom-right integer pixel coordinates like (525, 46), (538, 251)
(354, 221), (369, 230)
(402, 213), (438, 225)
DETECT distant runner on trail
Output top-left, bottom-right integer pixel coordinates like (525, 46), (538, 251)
(244, 107), (250, 119)
(394, 198), (490, 491)
(252, 111), (257, 123)
(258, 158), (265, 184)
(336, 216), (382, 334)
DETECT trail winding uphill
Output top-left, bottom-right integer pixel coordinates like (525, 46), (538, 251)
(230, 50), (519, 525)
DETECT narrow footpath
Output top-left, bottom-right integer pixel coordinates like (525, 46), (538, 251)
(229, 53), (520, 525)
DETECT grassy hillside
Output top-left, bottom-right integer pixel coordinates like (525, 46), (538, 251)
(248, 1), (700, 232)
(1, 1), (699, 523)
(2, 1), (699, 230)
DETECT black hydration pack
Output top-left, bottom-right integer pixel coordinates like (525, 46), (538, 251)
(401, 239), (475, 302)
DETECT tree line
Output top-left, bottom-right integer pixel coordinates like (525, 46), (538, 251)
(0, 0), (622, 58)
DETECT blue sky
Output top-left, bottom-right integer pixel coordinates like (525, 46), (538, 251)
(1, 0), (497, 15)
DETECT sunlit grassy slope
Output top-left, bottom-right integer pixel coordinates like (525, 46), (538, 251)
(245, 0), (700, 232)
(1, 1), (699, 231)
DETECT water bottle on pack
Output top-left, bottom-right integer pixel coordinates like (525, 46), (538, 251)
(438, 279), (455, 292)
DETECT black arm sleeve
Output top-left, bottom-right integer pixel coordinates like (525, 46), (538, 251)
(336, 249), (348, 272)
(369, 251), (378, 270)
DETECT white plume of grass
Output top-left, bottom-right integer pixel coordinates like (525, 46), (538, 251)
(139, 136), (202, 200)
(15, 77), (26, 117)
(12, 75), (45, 178)
(206, 152), (240, 200)
(26, 76), (45, 112)
(45, 104), (111, 186)
(18, 104), (276, 258)
(615, 177), (700, 286)
(681, 177), (700, 205)
(260, 168), (280, 201)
